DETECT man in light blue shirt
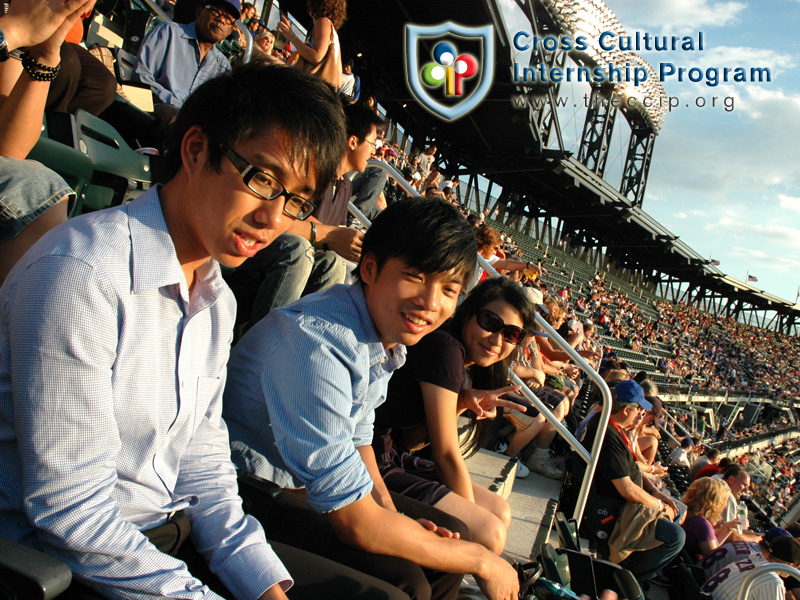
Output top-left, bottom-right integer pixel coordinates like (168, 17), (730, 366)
(225, 198), (522, 600)
(0, 64), (349, 600)
(135, 0), (238, 128)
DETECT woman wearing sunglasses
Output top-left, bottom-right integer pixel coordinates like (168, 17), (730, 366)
(373, 277), (535, 554)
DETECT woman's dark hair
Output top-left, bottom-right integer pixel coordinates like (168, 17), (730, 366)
(452, 277), (536, 457)
(164, 63), (347, 203)
(306, 0), (347, 29)
(356, 197), (477, 286)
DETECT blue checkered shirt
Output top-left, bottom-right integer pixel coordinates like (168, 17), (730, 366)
(224, 283), (406, 513)
(0, 187), (290, 599)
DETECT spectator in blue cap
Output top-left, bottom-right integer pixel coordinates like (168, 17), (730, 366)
(580, 378), (684, 587)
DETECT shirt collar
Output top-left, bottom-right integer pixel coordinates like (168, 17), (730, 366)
(127, 187), (193, 295)
(346, 283), (407, 369)
(182, 22), (199, 40)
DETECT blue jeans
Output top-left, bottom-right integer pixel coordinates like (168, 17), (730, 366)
(619, 518), (685, 584)
(226, 233), (346, 328)
(0, 157), (74, 241)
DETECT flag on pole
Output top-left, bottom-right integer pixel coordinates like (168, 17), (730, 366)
(710, 259), (721, 266)
(747, 274), (758, 282)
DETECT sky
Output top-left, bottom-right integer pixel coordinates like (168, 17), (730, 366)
(596, 0), (800, 304)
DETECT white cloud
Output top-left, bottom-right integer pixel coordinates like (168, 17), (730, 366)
(608, 0), (747, 33)
(713, 217), (800, 248)
(779, 195), (800, 212)
(674, 212), (688, 219)
(728, 246), (800, 273)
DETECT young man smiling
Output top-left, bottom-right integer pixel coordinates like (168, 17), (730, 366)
(224, 198), (521, 600)
(0, 65), (346, 599)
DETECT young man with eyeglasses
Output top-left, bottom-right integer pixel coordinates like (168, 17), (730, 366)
(225, 102), (384, 331)
(0, 64), (365, 599)
(135, 0), (240, 132)
(224, 198), (521, 600)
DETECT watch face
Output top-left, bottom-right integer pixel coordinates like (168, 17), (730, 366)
(0, 26), (8, 61)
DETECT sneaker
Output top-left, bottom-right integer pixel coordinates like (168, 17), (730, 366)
(494, 438), (509, 454)
(515, 462), (530, 479)
(529, 455), (565, 480)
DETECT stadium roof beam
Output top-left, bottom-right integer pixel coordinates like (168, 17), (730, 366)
(619, 122), (656, 207)
(577, 85), (618, 177)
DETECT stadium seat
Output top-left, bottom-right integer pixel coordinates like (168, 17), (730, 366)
(555, 511), (580, 552)
(559, 548), (642, 600)
(26, 137), (94, 217)
(237, 471), (283, 519)
(0, 539), (71, 600)
(539, 542), (570, 587)
(58, 109), (153, 211)
(671, 561), (711, 600)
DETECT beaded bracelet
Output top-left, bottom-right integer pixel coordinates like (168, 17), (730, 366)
(21, 51), (61, 82)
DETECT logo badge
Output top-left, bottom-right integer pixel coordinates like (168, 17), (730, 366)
(405, 23), (494, 121)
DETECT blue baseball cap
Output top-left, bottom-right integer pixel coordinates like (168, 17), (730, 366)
(207, 0), (241, 19)
(615, 379), (652, 411)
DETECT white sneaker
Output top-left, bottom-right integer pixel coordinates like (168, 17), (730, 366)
(515, 462), (530, 479)
(529, 455), (565, 480)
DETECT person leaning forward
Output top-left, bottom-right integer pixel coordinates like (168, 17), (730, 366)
(0, 64), (402, 600)
(224, 197), (521, 600)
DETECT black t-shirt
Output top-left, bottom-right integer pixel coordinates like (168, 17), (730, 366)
(582, 414), (642, 502)
(375, 328), (465, 433)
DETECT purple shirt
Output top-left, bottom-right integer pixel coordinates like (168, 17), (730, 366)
(683, 514), (716, 561)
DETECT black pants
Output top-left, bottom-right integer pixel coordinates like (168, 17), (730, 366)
(261, 490), (468, 600)
(60, 513), (409, 599)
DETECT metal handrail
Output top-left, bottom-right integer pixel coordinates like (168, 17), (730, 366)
(137, 0), (171, 23)
(736, 563), (800, 600)
(235, 22), (253, 64)
(350, 158), (612, 527)
(479, 254), (612, 526)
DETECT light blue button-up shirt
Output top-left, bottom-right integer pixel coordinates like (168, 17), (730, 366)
(224, 284), (406, 513)
(134, 21), (232, 107)
(0, 188), (290, 599)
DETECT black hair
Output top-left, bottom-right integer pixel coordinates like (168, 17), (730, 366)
(356, 197), (477, 285)
(343, 102), (384, 141)
(451, 277), (537, 456)
(722, 465), (744, 481)
(164, 63), (347, 202)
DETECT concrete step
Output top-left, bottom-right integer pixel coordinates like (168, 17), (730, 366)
(465, 448), (518, 500)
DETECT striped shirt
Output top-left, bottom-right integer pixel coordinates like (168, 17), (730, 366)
(0, 188), (290, 599)
(225, 283), (406, 513)
(703, 555), (785, 600)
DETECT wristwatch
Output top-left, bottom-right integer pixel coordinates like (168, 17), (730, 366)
(0, 26), (22, 62)
(0, 26), (9, 62)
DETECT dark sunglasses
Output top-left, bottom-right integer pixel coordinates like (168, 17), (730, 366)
(476, 309), (526, 345)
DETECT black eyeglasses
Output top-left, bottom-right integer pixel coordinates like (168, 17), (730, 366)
(222, 146), (316, 220)
(203, 3), (235, 25)
(476, 309), (526, 345)
(360, 138), (378, 149)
